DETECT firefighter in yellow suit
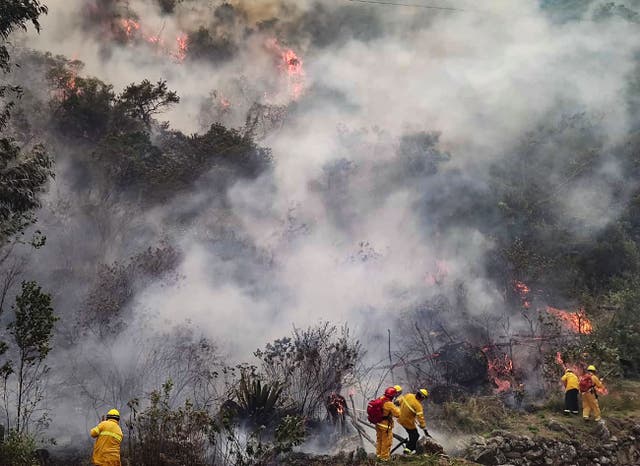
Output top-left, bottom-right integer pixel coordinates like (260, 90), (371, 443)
(90, 409), (123, 466)
(376, 387), (401, 462)
(581, 365), (605, 422)
(398, 388), (429, 454)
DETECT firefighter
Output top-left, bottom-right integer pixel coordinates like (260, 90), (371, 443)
(561, 369), (580, 415)
(398, 388), (429, 455)
(393, 385), (404, 406)
(580, 365), (605, 421)
(90, 409), (123, 466)
(376, 387), (401, 462)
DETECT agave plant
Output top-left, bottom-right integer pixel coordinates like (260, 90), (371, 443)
(235, 373), (284, 427)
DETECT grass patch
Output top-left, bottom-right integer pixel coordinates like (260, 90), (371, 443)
(437, 397), (508, 433)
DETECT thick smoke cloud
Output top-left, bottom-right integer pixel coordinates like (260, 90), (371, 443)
(7, 0), (640, 444)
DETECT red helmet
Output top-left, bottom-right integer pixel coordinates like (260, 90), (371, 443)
(384, 387), (397, 399)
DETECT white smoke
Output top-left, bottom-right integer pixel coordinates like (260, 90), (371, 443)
(6, 0), (640, 445)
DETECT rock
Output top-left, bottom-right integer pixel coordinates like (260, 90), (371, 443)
(474, 447), (500, 465)
(595, 421), (611, 441)
(524, 449), (543, 459)
(599, 456), (611, 464)
(548, 419), (572, 435)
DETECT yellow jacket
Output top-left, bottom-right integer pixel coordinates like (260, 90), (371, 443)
(561, 371), (579, 391)
(90, 419), (123, 466)
(399, 393), (426, 429)
(376, 398), (400, 430)
(590, 374), (604, 390)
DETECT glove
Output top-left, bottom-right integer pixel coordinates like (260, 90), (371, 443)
(422, 428), (431, 438)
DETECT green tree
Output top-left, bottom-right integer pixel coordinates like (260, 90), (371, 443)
(6, 281), (57, 433)
(0, 0), (48, 73)
(117, 79), (179, 127)
(0, 0), (52, 245)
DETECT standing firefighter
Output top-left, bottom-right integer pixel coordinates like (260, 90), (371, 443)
(580, 365), (605, 421)
(90, 409), (123, 466)
(398, 388), (429, 455)
(561, 369), (580, 415)
(367, 387), (401, 462)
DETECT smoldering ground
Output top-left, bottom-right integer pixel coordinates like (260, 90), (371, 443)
(4, 0), (640, 451)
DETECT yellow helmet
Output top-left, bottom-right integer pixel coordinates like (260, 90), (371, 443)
(587, 365), (597, 372)
(106, 409), (120, 419)
(418, 388), (429, 398)
(394, 385), (403, 394)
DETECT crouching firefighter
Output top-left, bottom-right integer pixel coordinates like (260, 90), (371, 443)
(399, 388), (429, 455)
(368, 387), (401, 462)
(90, 409), (123, 466)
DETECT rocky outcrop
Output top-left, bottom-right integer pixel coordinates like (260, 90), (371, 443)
(465, 423), (640, 466)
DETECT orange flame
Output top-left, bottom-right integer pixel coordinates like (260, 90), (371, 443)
(483, 348), (514, 393)
(281, 48), (305, 100)
(174, 33), (188, 62)
(266, 38), (306, 101)
(120, 18), (141, 38)
(117, 18), (187, 63)
(547, 307), (593, 334)
(555, 351), (564, 366)
(513, 280), (531, 308)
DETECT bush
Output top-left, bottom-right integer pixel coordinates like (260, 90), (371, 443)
(126, 380), (214, 466)
(255, 322), (361, 419)
(0, 430), (38, 466)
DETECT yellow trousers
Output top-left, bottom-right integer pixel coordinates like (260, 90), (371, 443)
(376, 424), (393, 461)
(582, 392), (601, 420)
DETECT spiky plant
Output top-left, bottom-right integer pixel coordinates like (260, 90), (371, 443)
(235, 373), (283, 427)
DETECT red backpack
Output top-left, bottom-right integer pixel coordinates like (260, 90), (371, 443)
(367, 397), (386, 424)
(579, 374), (594, 393)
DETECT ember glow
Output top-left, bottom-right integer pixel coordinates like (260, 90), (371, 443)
(120, 18), (141, 38)
(483, 348), (514, 393)
(266, 39), (306, 101)
(426, 260), (449, 286)
(51, 61), (82, 101)
(547, 307), (593, 334)
(513, 280), (531, 308)
(555, 351), (582, 374)
(175, 33), (189, 62)
(117, 17), (188, 63)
